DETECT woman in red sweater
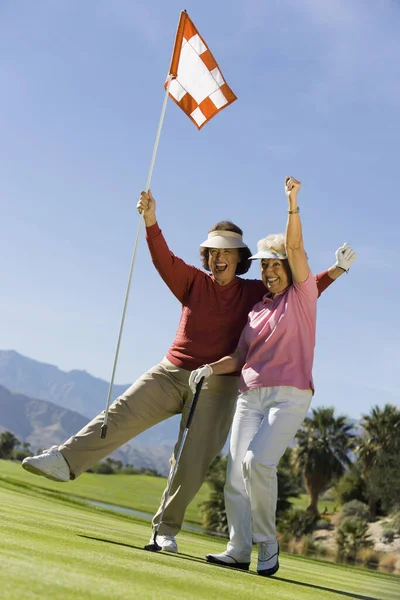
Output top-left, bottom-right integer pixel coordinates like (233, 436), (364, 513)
(22, 190), (354, 553)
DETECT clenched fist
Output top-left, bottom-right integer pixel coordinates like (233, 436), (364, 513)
(335, 243), (357, 272)
(137, 190), (157, 226)
(285, 176), (301, 203)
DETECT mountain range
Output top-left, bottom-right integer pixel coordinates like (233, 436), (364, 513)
(0, 350), (181, 474)
(1, 350), (356, 475)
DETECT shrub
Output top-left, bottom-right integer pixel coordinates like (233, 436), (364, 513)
(200, 455), (228, 534)
(335, 466), (367, 505)
(314, 518), (331, 530)
(297, 535), (317, 556)
(13, 449), (33, 462)
(356, 548), (380, 570)
(139, 468), (162, 477)
(321, 488), (335, 502)
(366, 451), (400, 514)
(0, 432), (20, 459)
(341, 500), (370, 522)
(386, 512), (400, 535)
(277, 510), (315, 539)
(288, 538), (301, 554)
(381, 529), (395, 544)
(379, 553), (399, 574)
(314, 543), (329, 558)
(91, 462), (115, 474)
(336, 516), (372, 561)
(277, 532), (292, 551)
(120, 465), (140, 475)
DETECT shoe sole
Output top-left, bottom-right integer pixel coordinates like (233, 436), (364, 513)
(206, 555), (250, 570)
(160, 546), (178, 553)
(22, 461), (68, 482)
(257, 559), (280, 577)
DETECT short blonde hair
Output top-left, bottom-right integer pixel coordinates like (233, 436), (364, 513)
(256, 233), (286, 255)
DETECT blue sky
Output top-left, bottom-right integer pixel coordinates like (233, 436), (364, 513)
(1, 0), (399, 419)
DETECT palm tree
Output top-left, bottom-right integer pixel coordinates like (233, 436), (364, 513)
(357, 404), (400, 515)
(292, 407), (356, 516)
(357, 404), (400, 470)
(276, 447), (303, 515)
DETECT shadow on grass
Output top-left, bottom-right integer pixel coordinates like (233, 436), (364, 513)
(78, 535), (382, 599)
(273, 576), (382, 600)
(0, 476), (147, 526)
(77, 534), (211, 568)
(0, 475), (87, 507)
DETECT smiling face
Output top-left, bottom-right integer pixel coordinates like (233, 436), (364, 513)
(261, 258), (292, 294)
(208, 247), (240, 286)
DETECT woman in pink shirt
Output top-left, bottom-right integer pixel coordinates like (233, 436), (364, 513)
(190, 176), (338, 577)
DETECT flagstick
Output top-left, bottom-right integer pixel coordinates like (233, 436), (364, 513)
(100, 76), (174, 439)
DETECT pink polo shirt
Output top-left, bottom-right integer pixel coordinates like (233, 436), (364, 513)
(237, 272), (318, 393)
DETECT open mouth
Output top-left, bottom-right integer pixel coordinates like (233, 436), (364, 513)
(216, 262), (228, 272)
(267, 277), (278, 286)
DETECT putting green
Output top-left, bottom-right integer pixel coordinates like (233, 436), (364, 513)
(0, 474), (398, 599)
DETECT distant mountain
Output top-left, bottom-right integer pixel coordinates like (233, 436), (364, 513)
(0, 350), (181, 448)
(0, 383), (173, 475)
(0, 384), (88, 449)
(0, 350), (131, 417)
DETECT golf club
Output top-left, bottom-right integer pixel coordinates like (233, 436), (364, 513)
(144, 377), (204, 552)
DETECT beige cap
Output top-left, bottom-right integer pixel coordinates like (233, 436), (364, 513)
(250, 248), (288, 260)
(200, 230), (249, 250)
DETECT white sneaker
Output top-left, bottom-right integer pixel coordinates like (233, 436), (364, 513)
(257, 541), (279, 577)
(22, 446), (70, 482)
(205, 551), (250, 571)
(152, 535), (178, 553)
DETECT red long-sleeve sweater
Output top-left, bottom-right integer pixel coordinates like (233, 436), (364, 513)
(146, 223), (333, 371)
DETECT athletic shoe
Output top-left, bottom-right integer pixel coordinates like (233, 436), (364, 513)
(257, 541), (279, 577)
(151, 535), (178, 553)
(205, 551), (250, 571)
(22, 446), (70, 482)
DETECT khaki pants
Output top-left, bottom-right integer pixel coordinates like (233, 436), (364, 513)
(59, 358), (239, 536)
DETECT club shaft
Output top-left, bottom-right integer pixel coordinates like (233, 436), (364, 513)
(153, 378), (204, 535)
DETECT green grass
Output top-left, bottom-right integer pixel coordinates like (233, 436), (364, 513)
(0, 460), (339, 529)
(0, 477), (398, 600)
(291, 494), (338, 514)
(0, 459), (209, 525)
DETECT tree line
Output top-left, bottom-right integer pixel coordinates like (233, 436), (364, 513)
(201, 402), (400, 566)
(2, 403), (399, 516)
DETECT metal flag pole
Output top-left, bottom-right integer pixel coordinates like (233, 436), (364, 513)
(100, 75), (173, 439)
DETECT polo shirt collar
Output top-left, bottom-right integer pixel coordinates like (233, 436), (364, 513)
(263, 285), (290, 304)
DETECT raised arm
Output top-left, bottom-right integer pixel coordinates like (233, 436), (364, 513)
(284, 176), (310, 283)
(137, 190), (196, 301)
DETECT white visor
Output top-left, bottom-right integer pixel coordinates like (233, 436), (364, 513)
(250, 249), (288, 260)
(200, 230), (249, 250)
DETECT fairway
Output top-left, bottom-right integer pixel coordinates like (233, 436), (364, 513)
(1, 470), (398, 599)
(0, 459), (338, 527)
(0, 459), (209, 526)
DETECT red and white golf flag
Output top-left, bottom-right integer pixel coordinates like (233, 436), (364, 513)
(166, 11), (237, 129)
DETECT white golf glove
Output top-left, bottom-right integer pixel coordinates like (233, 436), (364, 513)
(335, 242), (357, 272)
(188, 364), (213, 394)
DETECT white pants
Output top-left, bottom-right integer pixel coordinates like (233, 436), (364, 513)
(225, 386), (312, 560)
